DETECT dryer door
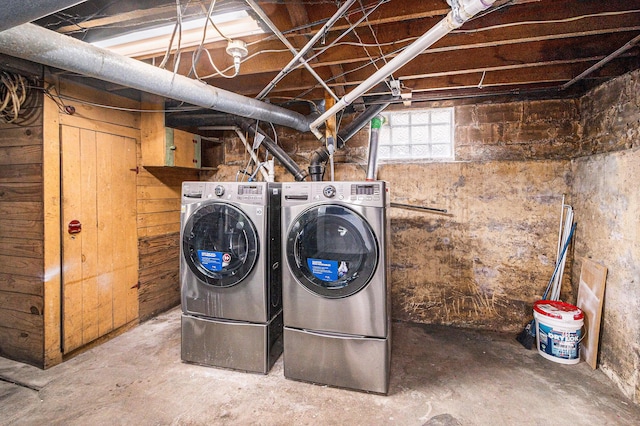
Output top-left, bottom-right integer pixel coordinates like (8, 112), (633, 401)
(183, 202), (259, 287)
(286, 204), (378, 298)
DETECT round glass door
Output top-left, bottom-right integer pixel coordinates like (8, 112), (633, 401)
(286, 204), (378, 298)
(183, 202), (259, 287)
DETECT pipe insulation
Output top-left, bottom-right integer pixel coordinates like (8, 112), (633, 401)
(309, 0), (496, 139)
(0, 23), (313, 132)
(0, 0), (88, 32)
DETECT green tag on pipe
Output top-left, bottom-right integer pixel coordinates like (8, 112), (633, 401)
(371, 116), (383, 129)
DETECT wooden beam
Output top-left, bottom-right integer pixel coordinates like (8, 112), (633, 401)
(283, 1), (347, 99)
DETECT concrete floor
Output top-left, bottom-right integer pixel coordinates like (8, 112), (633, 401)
(1, 307), (638, 425)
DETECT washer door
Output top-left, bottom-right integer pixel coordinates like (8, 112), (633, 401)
(286, 205), (378, 298)
(183, 202), (259, 287)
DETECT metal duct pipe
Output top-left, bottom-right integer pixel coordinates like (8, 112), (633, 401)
(237, 119), (309, 182)
(202, 115), (309, 181)
(308, 95), (395, 181)
(335, 95), (395, 149)
(0, 23), (312, 132)
(0, 0), (88, 32)
(309, 0), (497, 139)
(365, 116), (383, 181)
(208, 126), (272, 182)
(308, 149), (331, 182)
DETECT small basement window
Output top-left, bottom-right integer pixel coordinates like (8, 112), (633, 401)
(378, 107), (454, 161)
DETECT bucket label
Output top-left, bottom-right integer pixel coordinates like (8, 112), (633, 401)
(197, 250), (230, 271)
(308, 258), (339, 282)
(538, 323), (581, 360)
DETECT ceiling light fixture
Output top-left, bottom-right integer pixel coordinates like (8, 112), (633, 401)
(225, 39), (248, 74)
(91, 10), (263, 58)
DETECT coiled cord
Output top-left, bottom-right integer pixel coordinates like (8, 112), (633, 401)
(0, 71), (29, 124)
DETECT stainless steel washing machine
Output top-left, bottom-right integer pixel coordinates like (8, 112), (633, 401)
(180, 181), (282, 374)
(281, 181), (391, 393)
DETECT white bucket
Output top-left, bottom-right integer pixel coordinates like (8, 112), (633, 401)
(533, 300), (584, 365)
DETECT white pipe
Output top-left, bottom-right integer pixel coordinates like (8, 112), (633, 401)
(309, 0), (496, 139)
(253, 0), (356, 101)
(551, 207), (573, 301)
(555, 194), (566, 263)
(246, 0), (349, 102)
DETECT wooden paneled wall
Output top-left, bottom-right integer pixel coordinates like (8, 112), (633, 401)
(0, 59), (45, 366)
(1, 62), (199, 367)
(137, 167), (198, 321)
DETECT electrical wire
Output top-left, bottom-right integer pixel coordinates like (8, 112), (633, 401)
(460, 9), (640, 33)
(357, 0), (388, 67)
(289, 8), (640, 102)
(190, 0), (238, 80)
(298, 0), (387, 66)
(40, 85), (202, 113)
(196, 48), (289, 79)
(159, 0), (184, 70)
(0, 72), (30, 124)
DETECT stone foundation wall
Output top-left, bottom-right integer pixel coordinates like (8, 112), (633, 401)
(571, 70), (640, 404)
(380, 161), (570, 331)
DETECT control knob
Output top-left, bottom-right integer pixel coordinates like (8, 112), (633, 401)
(214, 185), (225, 197)
(323, 185), (336, 198)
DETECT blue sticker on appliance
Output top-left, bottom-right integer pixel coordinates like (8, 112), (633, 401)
(308, 258), (338, 282)
(198, 250), (224, 271)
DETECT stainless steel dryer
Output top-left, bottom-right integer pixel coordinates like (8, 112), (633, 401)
(281, 181), (390, 393)
(180, 181), (282, 374)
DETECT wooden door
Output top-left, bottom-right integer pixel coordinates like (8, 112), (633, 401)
(61, 125), (138, 353)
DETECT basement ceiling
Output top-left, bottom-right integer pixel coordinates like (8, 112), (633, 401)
(33, 0), (640, 115)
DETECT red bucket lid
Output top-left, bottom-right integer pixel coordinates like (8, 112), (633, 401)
(533, 300), (584, 321)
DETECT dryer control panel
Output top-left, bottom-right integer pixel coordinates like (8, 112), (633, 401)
(282, 181), (387, 208)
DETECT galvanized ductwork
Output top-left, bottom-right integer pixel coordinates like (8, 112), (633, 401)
(0, 0), (88, 32)
(0, 23), (313, 132)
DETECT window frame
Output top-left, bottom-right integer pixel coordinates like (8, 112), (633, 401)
(377, 107), (455, 163)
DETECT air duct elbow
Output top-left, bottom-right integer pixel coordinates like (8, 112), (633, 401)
(308, 146), (330, 182)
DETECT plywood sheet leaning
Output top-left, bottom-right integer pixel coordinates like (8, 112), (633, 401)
(577, 259), (607, 369)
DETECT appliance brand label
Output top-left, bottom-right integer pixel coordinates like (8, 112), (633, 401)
(308, 258), (339, 282)
(198, 250), (230, 271)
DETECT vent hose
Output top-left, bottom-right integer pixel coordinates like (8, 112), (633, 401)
(308, 96), (395, 181)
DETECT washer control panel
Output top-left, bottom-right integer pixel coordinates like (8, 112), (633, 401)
(181, 182), (269, 205)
